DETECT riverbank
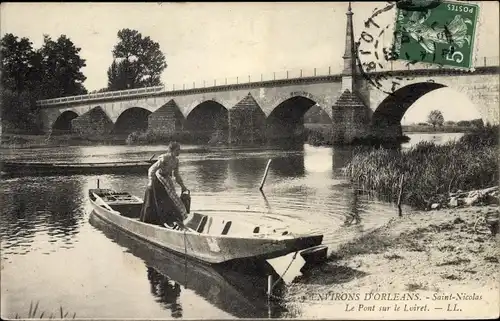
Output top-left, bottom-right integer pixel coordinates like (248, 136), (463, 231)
(283, 204), (499, 319)
(402, 124), (480, 133)
(0, 133), (127, 149)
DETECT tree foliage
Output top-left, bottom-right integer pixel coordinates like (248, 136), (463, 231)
(1, 33), (87, 132)
(455, 119), (484, 127)
(1, 34), (37, 92)
(89, 88), (110, 94)
(38, 35), (88, 99)
(107, 59), (132, 91)
(107, 28), (167, 90)
(1, 88), (41, 132)
(427, 110), (444, 128)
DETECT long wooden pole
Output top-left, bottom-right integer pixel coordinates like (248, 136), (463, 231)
(259, 159), (272, 191)
(397, 174), (405, 217)
(267, 274), (273, 317)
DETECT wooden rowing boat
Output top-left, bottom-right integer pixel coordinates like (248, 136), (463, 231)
(88, 188), (324, 264)
(1, 160), (155, 176)
(88, 212), (286, 318)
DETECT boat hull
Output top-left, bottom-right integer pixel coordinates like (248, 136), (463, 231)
(89, 195), (323, 264)
(1, 160), (154, 177)
(88, 213), (285, 318)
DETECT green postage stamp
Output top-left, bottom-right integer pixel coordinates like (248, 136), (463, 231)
(393, 0), (479, 69)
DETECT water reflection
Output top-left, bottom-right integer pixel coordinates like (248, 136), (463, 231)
(228, 157), (270, 188)
(403, 132), (465, 148)
(271, 154), (305, 178)
(343, 188), (362, 226)
(147, 267), (183, 318)
(0, 176), (85, 253)
(190, 159), (229, 192)
(331, 147), (356, 172)
(89, 213), (287, 318)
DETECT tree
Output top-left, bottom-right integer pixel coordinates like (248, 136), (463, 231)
(90, 88), (110, 94)
(1, 33), (38, 92)
(1, 33), (88, 133)
(1, 88), (40, 132)
(38, 34), (88, 99)
(1, 34), (43, 131)
(427, 110), (444, 128)
(107, 59), (132, 91)
(108, 28), (167, 90)
(470, 118), (484, 128)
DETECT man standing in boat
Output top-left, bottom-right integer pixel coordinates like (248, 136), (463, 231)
(140, 142), (189, 229)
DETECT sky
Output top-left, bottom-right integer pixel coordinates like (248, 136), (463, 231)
(1, 1), (498, 123)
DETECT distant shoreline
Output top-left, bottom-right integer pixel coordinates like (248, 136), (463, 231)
(0, 128), (481, 149)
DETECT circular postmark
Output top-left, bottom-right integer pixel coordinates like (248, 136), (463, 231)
(355, 0), (474, 95)
(355, 2), (416, 95)
(396, 0), (442, 11)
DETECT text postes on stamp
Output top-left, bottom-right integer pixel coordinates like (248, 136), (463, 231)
(393, 1), (479, 69)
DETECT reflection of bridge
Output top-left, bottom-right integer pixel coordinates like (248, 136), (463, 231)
(38, 5), (500, 144)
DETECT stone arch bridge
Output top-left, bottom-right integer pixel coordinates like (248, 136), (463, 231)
(38, 65), (499, 144)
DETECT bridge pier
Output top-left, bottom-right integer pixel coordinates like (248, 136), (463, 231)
(148, 100), (184, 134)
(331, 90), (371, 145)
(228, 94), (267, 145)
(72, 107), (114, 137)
(370, 121), (403, 141)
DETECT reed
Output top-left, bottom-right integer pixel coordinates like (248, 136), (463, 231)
(13, 301), (76, 319)
(344, 126), (499, 209)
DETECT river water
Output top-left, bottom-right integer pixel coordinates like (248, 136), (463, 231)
(0, 133), (460, 319)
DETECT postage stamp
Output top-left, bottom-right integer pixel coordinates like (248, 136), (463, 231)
(392, 0), (479, 69)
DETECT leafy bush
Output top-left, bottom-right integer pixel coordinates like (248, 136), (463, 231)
(304, 126), (334, 146)
(458, 124), (498, 147)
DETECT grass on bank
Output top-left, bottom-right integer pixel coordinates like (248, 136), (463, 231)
(11, 301), (76, 319)
(343, 125), (499, 210)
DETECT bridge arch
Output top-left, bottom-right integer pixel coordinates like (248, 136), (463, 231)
(371, 82), (485, 138)
(52, 110), (79, 134)
(266, 96), (323, 142)
(114, 107), (152, 134)
(185, 101), (229, 144)
(272, 92), (331, 118)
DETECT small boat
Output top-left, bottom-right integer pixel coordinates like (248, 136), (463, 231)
(89, 213), (287, 318)
(1, 159), (155, 176)
(88, 188), (324, 264)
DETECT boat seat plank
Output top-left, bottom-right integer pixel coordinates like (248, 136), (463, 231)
(221, 221), (232, 235)
(185, 213), (209, 233)
(197, 216), (208, 233)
